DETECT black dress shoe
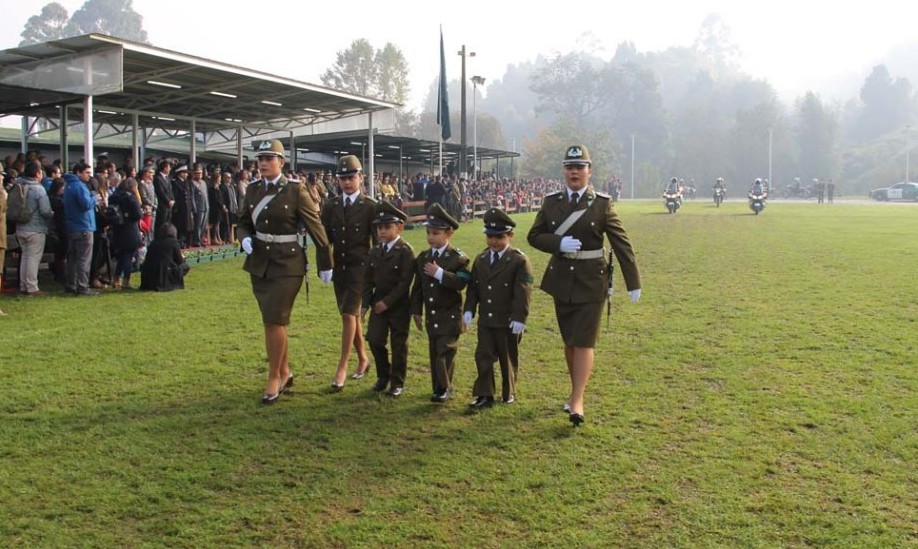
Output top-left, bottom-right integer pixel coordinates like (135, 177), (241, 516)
(430, 388), (452, 403)
(371, 379), (388, 392)
(330, 381), (345, 392)
(386, 387), (404, 398)
(569, 412), (585, 427)
(469, 396), (495, 409)
(503, 395), (515, 404)
(261, 391), (280, 405)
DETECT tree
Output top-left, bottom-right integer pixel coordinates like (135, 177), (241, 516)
(321, 39), (378, 98)
(796, 91), (837, 180)
(857, 65), (912, 141)
(64, 0), (148, 43)
(530, 52), (611, 130)
(374, 43), (410, 104)
(19, 2), (69, 46)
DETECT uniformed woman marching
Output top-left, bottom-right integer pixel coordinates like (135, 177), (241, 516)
(238, 140), (332, 404)
(527, 145), (642, 426)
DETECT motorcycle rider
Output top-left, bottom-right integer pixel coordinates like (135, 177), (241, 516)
(749, 178), (766, 198)
(664, 177), (680, 195)
(713, 177), (726, 193)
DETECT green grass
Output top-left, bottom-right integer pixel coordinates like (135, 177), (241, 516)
(1, 199), (916, 547)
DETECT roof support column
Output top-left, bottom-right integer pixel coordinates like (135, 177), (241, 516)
(290, 131), (296, 173)
(367, 112), (375, 198)
(83, 95), (94, 169)
(131, 113), (140, 171)
(236, 127), (243, 170)
(190, 120), (197, 163)
(60, 105), (69, 170)
(20, 116), (29, 154)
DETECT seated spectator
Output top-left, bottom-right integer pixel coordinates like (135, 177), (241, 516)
(140, 222), (189, 292)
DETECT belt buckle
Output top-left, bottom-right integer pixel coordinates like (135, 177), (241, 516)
(263, 233), (275, 243)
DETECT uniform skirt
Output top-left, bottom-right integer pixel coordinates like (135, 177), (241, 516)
(554, 299), (604, 348)
(251, 274), (303, 325)
(333, 264), (365, 315)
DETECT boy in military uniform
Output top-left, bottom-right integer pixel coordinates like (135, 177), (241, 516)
(527, 145), (642, 426)
(410, 203), (470, 403)
(320, 155), (377, 390)
(463, 208), (533, 408)
(361, 201), (415, 397)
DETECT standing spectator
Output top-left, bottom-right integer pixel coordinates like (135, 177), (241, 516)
(826, 179), (835, 204)
(137, 166), (157, 243)
(153, 160), (174, 233)
(15, 161), (53, 296)
(207, 172), (226, 245)
(47, 177), (68, 283)
(170, 166), (194, 248)
(220, 171), (238, 243)
(63, 164), (99, 296)
(189, 163), (209, 247)
(108, 178), (143, 290)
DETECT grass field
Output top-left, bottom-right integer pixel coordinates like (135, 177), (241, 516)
(1, 199), (916, 547)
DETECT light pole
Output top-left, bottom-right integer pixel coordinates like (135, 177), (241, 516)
(457, 46), (476, 178)
(907, 125), (911, 183)
(768, 126), (773, 189)
(471, 75), (485, 180)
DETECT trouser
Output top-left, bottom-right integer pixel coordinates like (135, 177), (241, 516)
(366, 308), (410, 389)
(66, 231), (94, 292)
(427, 334), (459, 394)
(16, 232), (46, 293)
(194, 211), (207, 246)
(115, 249), (134, 281)
(473, 325), (520, 401)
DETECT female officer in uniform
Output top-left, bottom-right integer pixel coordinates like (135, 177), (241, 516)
(238, 140), (332, 404)
(527, 145), (642, 426)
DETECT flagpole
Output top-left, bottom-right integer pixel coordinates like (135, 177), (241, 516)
(437, 25), (451, 178)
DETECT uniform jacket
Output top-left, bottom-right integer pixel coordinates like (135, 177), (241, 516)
(362, 237), (415, 312)
(410, 244), (470, 336)
(236, 176), (331, 279)
(320, 192), (377, 269)
(464, 247), (533, 328)
(153, 172), (174, 212)
(527, 187), (640, 303)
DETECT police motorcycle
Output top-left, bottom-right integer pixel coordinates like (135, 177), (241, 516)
(662, 177), (683, 214)
(748, 178), (767, 215)
(782, 177), (812, 199)
(713, 177), (726, 207)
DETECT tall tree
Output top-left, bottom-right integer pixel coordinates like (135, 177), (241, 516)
(321, 39), (378, 98)
(530, 52), (611, 130)
(19, 2), (69, 46)
(64, 0), (148, 43)
(796, 91), (837, 180)
(374, 43), (410, 104)
(857, 65), (912, 141)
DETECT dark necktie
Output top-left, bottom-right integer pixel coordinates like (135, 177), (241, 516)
(432, 250), (440, 260)
(491, 251), (499, 266)
(344, 196), (352, 208)
(570, 192), (580, 206)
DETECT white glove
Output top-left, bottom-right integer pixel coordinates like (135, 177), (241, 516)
(510, 321), (526, 335)
(559, 236), (582, 253)
(433, 266), (444, 282)
(607, 287), (614, 298)
(241, 237), (253, 255)
(463, 311), (474, 329)
(629, 289), (641, 303)
(319, 270), (333, 284)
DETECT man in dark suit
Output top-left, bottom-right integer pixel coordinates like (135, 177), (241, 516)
(320, 155), (377, 389)
(527, 145), (642, 427)
(237, 139), (332, 404)
(153, 159), (174, 233)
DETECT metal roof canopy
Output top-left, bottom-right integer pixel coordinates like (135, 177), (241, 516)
(0, 33), (397, 155)
(289, 130), (520, 172)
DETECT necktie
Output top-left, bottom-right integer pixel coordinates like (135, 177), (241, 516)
(432, 250), (440, 260)
(570, 192), (580, 206)
(491, 251), (499, 266)
(344, 196), (352, 208)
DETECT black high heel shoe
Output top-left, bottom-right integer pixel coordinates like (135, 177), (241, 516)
(279, 375), (294, 394)
(261, 391), (280, 405)
(330, 381), (345, 392)
(569, 412), (585, 427)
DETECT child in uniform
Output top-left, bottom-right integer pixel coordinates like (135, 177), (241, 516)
(410, 203), (470, 403)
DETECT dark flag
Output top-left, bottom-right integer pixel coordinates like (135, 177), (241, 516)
(437, 27), (451, 142)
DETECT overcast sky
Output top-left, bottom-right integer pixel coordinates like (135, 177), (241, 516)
(2, 0), (917, 111)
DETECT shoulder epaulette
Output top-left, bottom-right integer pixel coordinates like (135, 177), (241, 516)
(545, 190), (562, 197)
(594, 191), (611, 199)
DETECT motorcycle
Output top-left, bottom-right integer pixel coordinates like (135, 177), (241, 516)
(663, 191), (682, 214)
(782, 184), (812, 199)
(748, 193), (767, 215)
(713, 187), (725, 207)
